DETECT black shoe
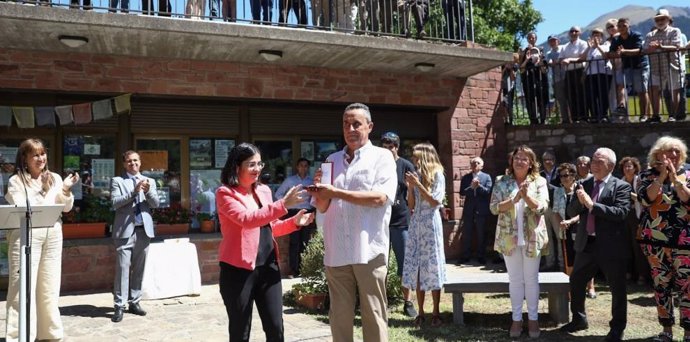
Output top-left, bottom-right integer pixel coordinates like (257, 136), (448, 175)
(648, 116), (662, 123)
(111, 306), (124, 322)
(402, 300), (417, 318)
(128, 302), (147, 316)
(477, 257), (486, 265)
(604, 329), (624, 341)
(456, 258), (470, 265)
(560, 319), (588, 333)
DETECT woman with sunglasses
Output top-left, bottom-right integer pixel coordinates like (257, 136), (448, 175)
(638, 136), (690, 342)
(216, 142), (315, 342)
(552, 163), (578, 275)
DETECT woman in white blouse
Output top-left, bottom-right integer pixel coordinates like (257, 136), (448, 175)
(580, 27), (613, 123)
(4, 138), (78, 342)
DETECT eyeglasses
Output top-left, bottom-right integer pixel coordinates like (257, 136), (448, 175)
(559, 173), (572, 178)
(244, 161), (265, 169)
(654, 17), (667, 22)
(606, 25), (615, 29)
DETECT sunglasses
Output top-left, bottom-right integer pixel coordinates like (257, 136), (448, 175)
(606, 25), (615, 29)
(569, 30), (580, 33)
(654, 17), (667, 22)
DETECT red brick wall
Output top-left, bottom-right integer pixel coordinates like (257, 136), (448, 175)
(0, 49), (463, 108)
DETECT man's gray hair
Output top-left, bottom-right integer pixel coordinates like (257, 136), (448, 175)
(576, 155), (591, 164)
(471, 156), (484, 165)
(594, 147), (617, 167)
(344, 103), (372, 123)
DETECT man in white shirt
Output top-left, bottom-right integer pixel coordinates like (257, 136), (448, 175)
(275, 157), (316, 277)
(560, 26), (589, 123)
(309, 103), (397, 342)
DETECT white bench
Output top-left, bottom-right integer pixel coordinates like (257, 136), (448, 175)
(443, 272), (570, 325)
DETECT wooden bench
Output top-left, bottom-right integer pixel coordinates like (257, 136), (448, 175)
(443, 272), (570, 325)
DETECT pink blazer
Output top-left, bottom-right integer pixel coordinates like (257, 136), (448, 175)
(216, 183), (298, 270)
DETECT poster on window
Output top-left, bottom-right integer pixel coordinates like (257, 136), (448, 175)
(301, 141), (315, 161)
(0, 147), (18, 163)
(215, 140), (235, 169)
(92, 159), (115, 189)
(190, 139), (212, 168)
(84, 144), (101, 155)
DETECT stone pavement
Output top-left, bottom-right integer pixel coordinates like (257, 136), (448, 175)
(0, 278), (337, 342)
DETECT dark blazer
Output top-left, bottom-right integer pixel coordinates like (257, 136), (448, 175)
(540, 168), (560, 209)
(567, 175), (631, 256)
(460, 171), (492, 217)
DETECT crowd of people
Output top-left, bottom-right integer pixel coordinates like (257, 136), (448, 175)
(504, 9), (690, 125)
(17, 0), (469, 40)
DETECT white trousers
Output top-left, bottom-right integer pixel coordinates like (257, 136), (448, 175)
(503, 245), (541, 321)
(6, 227), (64, 342)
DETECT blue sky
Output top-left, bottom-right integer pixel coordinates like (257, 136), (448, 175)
(532, 0), (689, 45)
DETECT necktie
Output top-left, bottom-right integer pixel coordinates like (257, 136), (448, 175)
(132, 177), (143, 223)
(585, 180), (603, 235)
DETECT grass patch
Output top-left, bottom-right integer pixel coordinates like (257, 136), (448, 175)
(289, 276), (686, 341)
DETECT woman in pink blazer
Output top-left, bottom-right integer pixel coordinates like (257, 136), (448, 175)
(216, 143), (314, 342)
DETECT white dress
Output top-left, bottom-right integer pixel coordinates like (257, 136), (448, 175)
(402, 171), (446, 291)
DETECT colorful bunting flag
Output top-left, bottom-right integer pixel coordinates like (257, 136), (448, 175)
(73, 103), (92, 125)
(35, 106), (56, 127)
(55, 105), (74, 125)
(92, 99), (113, 120)
(114, 94), (132, 114)
(0, 106), (12, 127)
(12, 107), (35, 128)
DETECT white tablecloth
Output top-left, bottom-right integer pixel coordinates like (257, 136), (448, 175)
(141, 240), (202, 300)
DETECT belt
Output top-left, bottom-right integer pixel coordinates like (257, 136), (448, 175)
(587, 235), (596, 243)
(134, 224), (145, 228)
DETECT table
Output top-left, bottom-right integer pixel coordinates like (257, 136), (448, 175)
(141, 239), (202, 300)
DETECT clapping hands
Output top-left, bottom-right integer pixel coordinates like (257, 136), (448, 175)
(575, 184), (594, 209)
(62, 172), (80, 191)
(292, 209), (315, 227)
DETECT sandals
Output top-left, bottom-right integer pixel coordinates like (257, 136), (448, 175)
(653, 332), (673, 342)
(430, 314), (442, 327)
(413, 314), (442, 328)
(510, 321), (523, 338)
(413, 315), (425, 327)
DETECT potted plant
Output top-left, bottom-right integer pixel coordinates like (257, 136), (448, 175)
(62, 194), (113, 239)
(152, 203), (191, 236)
(291, 231), (329, 310)
(196, 212), (216, 233)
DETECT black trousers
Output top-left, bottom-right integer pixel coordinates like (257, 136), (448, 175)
(219, 262), (284, 342)
(279, 0), (307, 25)
(565, 68), (586, 122)
(287, 208), (316, 275)
(569, 237), (628, 334)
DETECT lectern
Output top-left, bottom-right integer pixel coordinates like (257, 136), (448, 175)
(0, 204), (64, 342)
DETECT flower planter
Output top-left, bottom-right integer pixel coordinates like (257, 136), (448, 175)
(62, 222), (107, 239)
(155, 223), (189, 236)
(293, 289), (328, 310)
(199, 220), (215, 233)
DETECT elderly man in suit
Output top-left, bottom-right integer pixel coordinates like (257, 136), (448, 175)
(561, 147), (631, 342)
(110, 150), (160, 323)
(458, 156), (492, 264)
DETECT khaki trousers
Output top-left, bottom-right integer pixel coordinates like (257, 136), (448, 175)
(6, 227), (64, 342)
(325, 253), (388, 342)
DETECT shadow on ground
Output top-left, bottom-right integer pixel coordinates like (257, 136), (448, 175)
(60, 304), (113, 319)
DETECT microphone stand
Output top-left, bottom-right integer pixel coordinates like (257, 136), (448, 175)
(18, 168), (32, 342)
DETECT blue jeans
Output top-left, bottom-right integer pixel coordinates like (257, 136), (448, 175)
(389, 227), (408, 277)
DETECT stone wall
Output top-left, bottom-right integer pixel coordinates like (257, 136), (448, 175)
(504, 123), (690, 168)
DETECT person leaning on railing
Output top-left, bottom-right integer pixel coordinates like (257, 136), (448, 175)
(608, 17), (650, 123)
(643, 8), (683, 123)
(559, 26), (588, 124)
(519, 32), (549, 125)
(580, 27), (613, 123)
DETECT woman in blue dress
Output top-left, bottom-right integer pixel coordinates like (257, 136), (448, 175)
(402, 142), (446, 328)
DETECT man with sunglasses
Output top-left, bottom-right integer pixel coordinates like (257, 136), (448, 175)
(380, 131), (418, 317)
(559, 26), (588, 123)
(609, 17), (650, 123)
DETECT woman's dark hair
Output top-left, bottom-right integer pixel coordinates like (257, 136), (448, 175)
(618, 156), (641, 175)
(220, 143), (261, 187)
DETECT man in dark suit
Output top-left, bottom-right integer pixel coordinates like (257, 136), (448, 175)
(540, 150), (562, 271)
(561, 147), (631, 342)
(458, 156), (492, 264)
(110, 150), (160, 323)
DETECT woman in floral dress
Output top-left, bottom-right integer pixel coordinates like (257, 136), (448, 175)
(402, 142), (446, 328)
(638, 136), (690, 342)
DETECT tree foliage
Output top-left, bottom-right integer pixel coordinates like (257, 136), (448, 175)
(471, 0), (543, 52)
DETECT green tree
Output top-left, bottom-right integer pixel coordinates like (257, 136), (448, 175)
(472, 0), (543, 52)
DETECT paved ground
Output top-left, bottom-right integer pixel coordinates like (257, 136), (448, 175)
(0, 263), (494, 341)
(0, 278), (337, 342)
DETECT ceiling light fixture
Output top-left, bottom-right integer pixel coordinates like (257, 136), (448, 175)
(259, 50), (283, 62)
(58, 35), (89, 48)
(414, 62), (435, 72)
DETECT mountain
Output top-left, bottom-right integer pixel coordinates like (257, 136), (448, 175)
(539, 5), (690, 47)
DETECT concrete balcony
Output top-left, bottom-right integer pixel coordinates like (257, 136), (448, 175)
(0, 2), (511, 78)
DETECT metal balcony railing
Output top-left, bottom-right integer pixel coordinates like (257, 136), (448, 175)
(503, 48), (690, 125)
(2, 0), (475, 43)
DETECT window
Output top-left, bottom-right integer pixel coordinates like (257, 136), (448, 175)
(136, 139), (182, 208)
(189, 138), (234, 216)
(254, 140), (292, 196)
